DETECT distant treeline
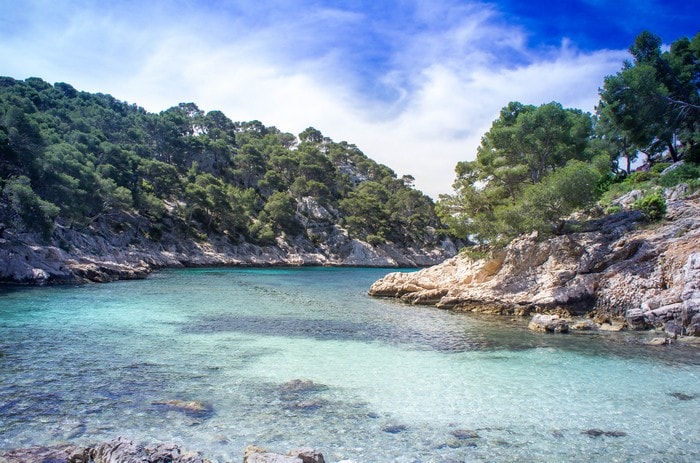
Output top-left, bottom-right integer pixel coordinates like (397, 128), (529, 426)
(0, 77), (444, 247)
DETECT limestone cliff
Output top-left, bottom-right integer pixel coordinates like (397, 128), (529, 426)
(369, 191), (700, 336)
(0, 204), (456, 285)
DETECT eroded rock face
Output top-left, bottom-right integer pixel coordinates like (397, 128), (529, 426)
(0, 206), (457, 284)
(369, 194), (700, 335)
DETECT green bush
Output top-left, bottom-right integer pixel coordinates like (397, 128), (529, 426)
(605, 204), (623, 215)
(650, 162), (671, 174)
(4, 176), (60, 238)
(658, 163), (700, 188)
(633, 192), (666, 221)
(628, 171), (654, 184)
(599, 181), (636, 207)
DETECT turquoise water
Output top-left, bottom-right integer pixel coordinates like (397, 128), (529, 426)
(0, 267), (698, 462)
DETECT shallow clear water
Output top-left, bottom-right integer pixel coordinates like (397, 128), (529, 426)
(0, 267), (698, 462)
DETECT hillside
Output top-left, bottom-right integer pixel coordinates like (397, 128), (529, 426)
(0, 77), (455, 283)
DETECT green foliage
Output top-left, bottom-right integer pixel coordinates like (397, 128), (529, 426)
(633, 192), (667, 221)
(605, 204), (623, 215)
(518, 160), (604, 234)
(260, 191), (298, 233)
(650, 162), (672, 174)
(628, 171), (654, 184)
(439, 31), (698, 247)
(437, 101), (596, 243)
(597, 31), (700, 165)
(0, 76), (444, 249)
(2, 176), (60, 238)
(658, 163), (700, 187)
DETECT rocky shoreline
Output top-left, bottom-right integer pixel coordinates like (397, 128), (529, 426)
(369, 192), (700, 341)
(0, 437), (331, 463)
(0, 208), (456, 285)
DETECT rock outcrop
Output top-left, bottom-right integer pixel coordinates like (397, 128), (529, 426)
(369, 192), (700, 336)
(0, 438), (329, 463)
(0, 437), (213, 463)
(0, 203), (455, 284)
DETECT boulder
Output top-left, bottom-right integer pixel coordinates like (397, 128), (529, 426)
(570, 319), (599, 331)
(243, 445), (325, 463)
(648, 337), (671, 346)
(626, 308), (650, 330)
(664, 321), (683, 337)
(598, 322), (624, 332)
(528, 314), (569, 333)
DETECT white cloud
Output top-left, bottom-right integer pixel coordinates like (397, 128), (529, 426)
(0, 0), (629, 198)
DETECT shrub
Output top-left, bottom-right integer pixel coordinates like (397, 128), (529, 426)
(628, 171), (653, 184)
(633, 192), (666, 221)
(605, 204), (623, 215)
(650, 162), (672, 174)
(658, 163), (700, 188)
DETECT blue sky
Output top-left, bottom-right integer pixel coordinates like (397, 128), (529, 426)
(1, 0), (697, 197)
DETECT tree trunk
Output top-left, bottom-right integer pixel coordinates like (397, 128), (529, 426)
(668, 142), (678, 163)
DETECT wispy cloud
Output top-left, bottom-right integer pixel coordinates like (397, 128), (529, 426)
(1, 0), (634, 197)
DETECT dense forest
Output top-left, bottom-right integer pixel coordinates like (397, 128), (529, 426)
(0, 77), (446, 250)
(437, 31), (700, 246)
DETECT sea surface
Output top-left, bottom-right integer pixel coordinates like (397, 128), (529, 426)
(0, 267), (698, 462)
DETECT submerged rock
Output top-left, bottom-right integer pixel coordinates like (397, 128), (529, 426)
(582, 429), (627, 438)
(451, 429), (480, 439)
(152, 399), (213, 417)
(278, 379), (329, 411)
(280, 379), (327, 394)
(282, 399), (328, 411)
(381, 424), (408, 434)
(669, 392), (698, 401)
(0, 444), (76, 463)
(243, 445), (326, 463)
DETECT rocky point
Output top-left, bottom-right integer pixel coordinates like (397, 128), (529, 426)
(369, 190), (700, 339)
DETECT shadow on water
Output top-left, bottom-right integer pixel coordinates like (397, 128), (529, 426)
(183, 312), (495, 352)
(182, 308), (700, 365)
